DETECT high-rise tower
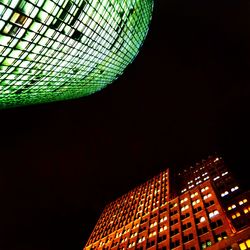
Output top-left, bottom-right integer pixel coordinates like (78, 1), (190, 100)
(84, 156), (250, 250)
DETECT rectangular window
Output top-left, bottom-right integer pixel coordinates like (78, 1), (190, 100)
(211, 219), (223, 229)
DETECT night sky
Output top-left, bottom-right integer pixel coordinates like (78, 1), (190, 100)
(0, 0), (249, 250)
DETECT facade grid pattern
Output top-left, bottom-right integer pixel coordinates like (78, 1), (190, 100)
(0, 0), (153, 108)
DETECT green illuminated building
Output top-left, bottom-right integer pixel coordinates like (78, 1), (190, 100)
(0, 0), (153, 108)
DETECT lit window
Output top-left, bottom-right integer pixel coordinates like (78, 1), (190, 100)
(231, 186), (239, 192)
(239, 242), (247, 250)
(239, 199), (248, 205)
(221, 171), (228, 176)
(246, 239), (250, 247)
(181, 205), (189, 212)
(244, 209), (249, 214)
(138, 236), (145, 243)
(201, 186), (209, 193)
(236, 212), (241, 217)
(200, 216), (206, 223)
(149, 231), (156, 237)
(213, 176), (220, 181)
(191, 192), (198, 198)
(203, 194), (211, 200)
(209, 210), (219, 218)
(128, 242), (135, 248)
(221, 191), (229, 197)
(232, 215), (236, 219)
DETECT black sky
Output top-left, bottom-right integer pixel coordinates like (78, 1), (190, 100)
(0, 0), (250, 249)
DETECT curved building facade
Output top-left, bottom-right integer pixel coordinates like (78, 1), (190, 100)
(0, 0), (153, 108)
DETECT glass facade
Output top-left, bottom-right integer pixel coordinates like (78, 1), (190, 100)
(0, 0), (153, 108)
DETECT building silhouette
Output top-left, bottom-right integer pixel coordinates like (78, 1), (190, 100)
(84, 156), (250, 250)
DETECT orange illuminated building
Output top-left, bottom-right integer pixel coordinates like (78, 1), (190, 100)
(84, 156), (250, 250)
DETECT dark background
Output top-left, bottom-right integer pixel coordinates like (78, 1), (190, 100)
(0, 0), (249, 249)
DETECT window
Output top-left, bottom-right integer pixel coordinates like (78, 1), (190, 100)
(3, 12), (31, 36)
(159, 225), (167, 232)
(146, 240), (155, 248)
(191, 192), (198, 198)
(160, 207), (167, 213)
(136, 247), (144, 250)
(228, 204), (236, 210)
(209, 210), (219, 218)
(170, 210), (178, 216)
(192, 199), (201, 206)
(148, 231), (156, 238)
(239, 239), (250, 250)
(239, 199), (248, 205)
(200, 216), (206, 223)
(150, 221), (157, 228)
(182, 222), (192, 230)
(138, 236), (145, 243)
(221, 171), (228, 176)
(111, 241), (119, 247)
(180, 197), (188, 203)
(198, 226), (208, 235)
(170, 203), (177, 209)
(193, 206), (202, 214)
(139, 226), (146, 233)
(215, 231), (227, 242)
(213, 176), (220, 181)
(158, 234), (167, 243)
(159, 247), (167, 250)
(121, 237), (127, 243)
(160, 216), (167, 223)
(210, 219), (223, 229)
(244, 207), (250, 214)
(221, 191), (229, 197)
(130, 232), (138, 238)
(170, 218), (178, 226)
(170, 240), (180, 248)
(181, 205), (189, 212)
(231, 186), (239, 192)
(205, 200), (215, 207)
(128, 242), (136, 248)
(150, 213), (157, 219)
(50, 0), (73, 29)
(232, 212), (241, 219)
(200, 240), (212, 249)
(181, 212), (190, 220)
(183, 233), (194, 243)
(203, 193), (212, 200)
(170, 228), (179, 236)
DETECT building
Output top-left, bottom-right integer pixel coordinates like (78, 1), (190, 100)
(0, 0), (153, 108)
(84, 156), (250, 250)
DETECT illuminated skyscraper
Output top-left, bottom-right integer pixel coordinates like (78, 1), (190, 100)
(0, 0), (153, 108)
(84, 156), (250, 250)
